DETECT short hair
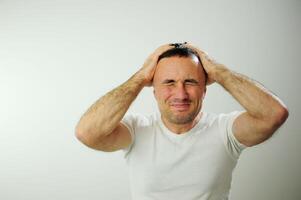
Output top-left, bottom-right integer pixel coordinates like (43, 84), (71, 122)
(157, 46), (207, 83)
(158, 47), (201, 63)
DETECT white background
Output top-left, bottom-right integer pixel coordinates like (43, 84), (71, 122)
(0, 0), (300, 199)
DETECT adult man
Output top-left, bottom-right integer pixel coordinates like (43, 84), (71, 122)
(75, 42), (288, 199)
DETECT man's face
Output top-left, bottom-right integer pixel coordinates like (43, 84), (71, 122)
(153, 55), (206, 125)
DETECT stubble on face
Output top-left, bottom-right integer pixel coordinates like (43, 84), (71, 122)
(159, 98), (201, 125)
(153, 55), (206, 128)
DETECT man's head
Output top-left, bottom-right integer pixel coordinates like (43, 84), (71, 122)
(153, 46), (207, 125)
(157, 45), (208, 84)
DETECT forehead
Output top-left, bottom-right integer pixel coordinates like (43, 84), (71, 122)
(155, 56), (202, 79)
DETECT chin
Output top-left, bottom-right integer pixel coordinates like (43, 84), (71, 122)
(168, 113), (196, 124)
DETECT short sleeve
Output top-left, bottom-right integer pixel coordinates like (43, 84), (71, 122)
(120, 113), (138, 158)
(218, 111), (248, 160)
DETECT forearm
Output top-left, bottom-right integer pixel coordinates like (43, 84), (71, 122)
(214, 66), (288, 121)
(76, 72), (145, 138)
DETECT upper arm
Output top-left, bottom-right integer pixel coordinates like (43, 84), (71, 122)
(232, 111), (286, 147)
(78, 123), (132, 152)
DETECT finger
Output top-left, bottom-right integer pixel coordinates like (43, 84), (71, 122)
(156, 43), (174, 53)
(186, 44), (206, 55)
(182, 43), (210, 65)
(152, 44), (174, 58)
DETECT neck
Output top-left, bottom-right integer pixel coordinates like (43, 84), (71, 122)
(161, 112), (203, 134)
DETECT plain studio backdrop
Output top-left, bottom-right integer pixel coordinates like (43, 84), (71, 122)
(0, 0), (300, 199)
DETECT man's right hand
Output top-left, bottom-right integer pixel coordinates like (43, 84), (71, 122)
(76, 43), (174, 152)
(137, 44), (174, 87)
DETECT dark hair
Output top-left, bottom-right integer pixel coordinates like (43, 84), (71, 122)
(158, 47), (201, 63)
(157, 46), (207, 83)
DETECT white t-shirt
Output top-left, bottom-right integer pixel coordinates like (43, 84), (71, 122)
(121, 111), (247, 200)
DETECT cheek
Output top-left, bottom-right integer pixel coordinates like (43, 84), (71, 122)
(186, 87), (204, 99)
(155, 87), (172, 101)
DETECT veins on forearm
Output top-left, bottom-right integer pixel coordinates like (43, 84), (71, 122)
(87, 76), (143, 117)
(216, 68), (280, 119)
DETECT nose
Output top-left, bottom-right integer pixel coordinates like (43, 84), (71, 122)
(174, 83), (189, 100)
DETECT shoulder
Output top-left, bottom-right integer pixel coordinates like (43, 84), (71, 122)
(204, 111), (244, 126)
(202, 111), (246, 145)
(121, 112), (157, 128)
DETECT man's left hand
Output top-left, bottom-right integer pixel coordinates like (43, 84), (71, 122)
(184, 43), (227, 85)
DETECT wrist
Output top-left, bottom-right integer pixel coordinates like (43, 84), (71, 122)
(212, 65), (231, 84)
(132, 70), (150, 87)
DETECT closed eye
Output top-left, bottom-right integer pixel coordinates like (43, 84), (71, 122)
(185, 79), (199, 85)
(162, 79), (175, 85)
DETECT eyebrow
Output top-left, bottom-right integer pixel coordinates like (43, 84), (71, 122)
(184, 79), (199, 84)
(161, 79), (199, 84)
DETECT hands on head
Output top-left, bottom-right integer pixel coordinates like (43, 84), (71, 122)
(139, 42), (224, 87)
(182, 42), (222, 85)
(138, 44), (174, 87)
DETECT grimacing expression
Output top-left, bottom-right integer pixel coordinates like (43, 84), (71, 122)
(153, 55), (207, 125)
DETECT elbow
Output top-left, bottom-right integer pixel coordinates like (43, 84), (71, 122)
(75, 125), (106, 148)
(75, 123), (92, 145)
(75, 127), (95, 148)
(271, 105), (289, 129)
(75, 125), (86, 143)
(276, 106), (289, 125)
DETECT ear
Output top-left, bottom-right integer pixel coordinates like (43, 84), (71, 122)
(153, 87), (160, 101)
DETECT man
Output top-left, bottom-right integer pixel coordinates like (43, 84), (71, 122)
(75, 42), (289, 200)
